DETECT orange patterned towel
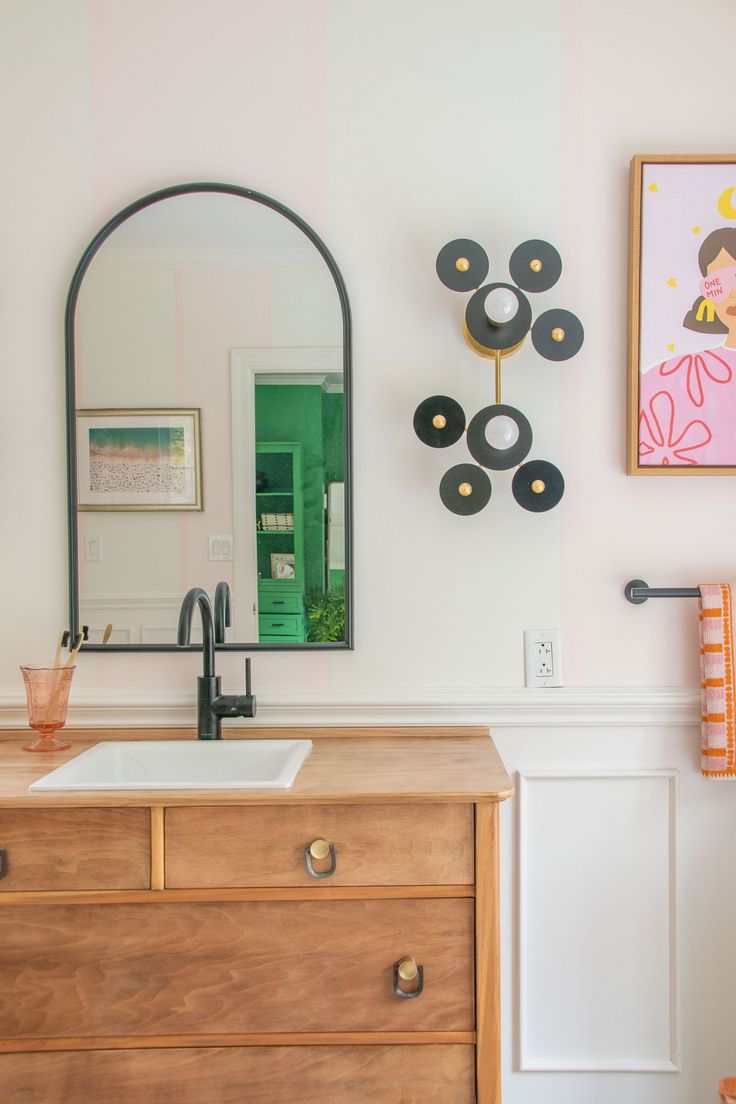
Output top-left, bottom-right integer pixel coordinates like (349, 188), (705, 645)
(699, 583), (736, 777)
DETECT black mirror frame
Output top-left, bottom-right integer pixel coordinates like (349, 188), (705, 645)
(65, 182), (353, 653)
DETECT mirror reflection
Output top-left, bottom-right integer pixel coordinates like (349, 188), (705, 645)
(70, 187), (350, 648)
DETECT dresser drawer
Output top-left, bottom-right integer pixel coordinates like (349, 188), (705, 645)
(259, 590), (303, 614)
(0, 898), (474, 1036)
(0, 808), (150, 891)
(258, 613), (303, 638)
(0, 1045), (475, 1103)
(164, 803), (473, 887)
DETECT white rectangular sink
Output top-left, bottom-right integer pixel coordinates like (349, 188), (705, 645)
(29, 740), (313, 791)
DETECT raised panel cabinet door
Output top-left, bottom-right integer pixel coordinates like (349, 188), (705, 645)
(0, 808), (150, 891)
(0, 1045), (476, 1104)
(164, 803), (474, 887)
(0, 899), (474, 1037)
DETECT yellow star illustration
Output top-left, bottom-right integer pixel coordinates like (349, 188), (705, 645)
(692, 225), (701, 234)
(648, 182), (658, 192)
(667, 277), (677, 287)
(666, 343), (675, 352)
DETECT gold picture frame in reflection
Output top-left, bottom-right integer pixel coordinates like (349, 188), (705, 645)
(76, 408), (202, 511)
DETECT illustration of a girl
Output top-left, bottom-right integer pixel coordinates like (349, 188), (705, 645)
(639, 227), (736, 466)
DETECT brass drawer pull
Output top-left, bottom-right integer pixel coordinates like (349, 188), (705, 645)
(0, 849), (7, 880)
(304, 838), (337, 879)
(393, 957), (424, 999)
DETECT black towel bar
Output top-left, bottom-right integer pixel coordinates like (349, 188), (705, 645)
(624, 579), (701, 605)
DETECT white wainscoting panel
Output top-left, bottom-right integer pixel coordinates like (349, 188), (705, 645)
(518, 771), (679, 1072)
(79, 595), (205, 647)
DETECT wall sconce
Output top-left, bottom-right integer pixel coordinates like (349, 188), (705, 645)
(414, 237), (583, 515)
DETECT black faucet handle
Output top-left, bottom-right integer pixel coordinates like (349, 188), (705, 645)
(245, 657), (252, 696)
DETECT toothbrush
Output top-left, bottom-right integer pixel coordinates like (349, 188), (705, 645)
(52, 631), (70, 668)
(64, 633), (84, 669)
(102, 624), (113, 645)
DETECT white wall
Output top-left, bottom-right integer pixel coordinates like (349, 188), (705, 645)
(1, 1), (735, 1100)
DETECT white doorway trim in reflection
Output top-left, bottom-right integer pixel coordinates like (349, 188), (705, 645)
(230, 347), (343, 642)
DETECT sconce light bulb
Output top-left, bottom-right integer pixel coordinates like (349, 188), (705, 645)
(485, 415), (520, 450)
(531, 479), (546, 494)
(530, 259), (542, 273)
(551, 327), (566, 343)
(458, 482), (473, 497)
(484, 287), (519, 326)
(432, 414), (447, 429)
(455, 257), (470, 272)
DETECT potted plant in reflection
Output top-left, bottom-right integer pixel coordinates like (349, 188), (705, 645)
(306, 588), (345, 643)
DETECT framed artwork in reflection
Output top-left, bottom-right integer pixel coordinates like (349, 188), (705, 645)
(628, 154), (736, 475)
(76, 408), (202, 510)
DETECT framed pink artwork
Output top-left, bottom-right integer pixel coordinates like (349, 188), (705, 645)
(628, 154), (736, 474)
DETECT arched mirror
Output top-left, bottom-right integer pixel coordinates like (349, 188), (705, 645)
(65, 184), (352, 651)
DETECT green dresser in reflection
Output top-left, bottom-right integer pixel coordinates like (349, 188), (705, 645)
(257, 579), (306, 643)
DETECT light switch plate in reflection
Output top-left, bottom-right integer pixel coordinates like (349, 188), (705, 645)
(85, 536), (103, 562)
(524, 629), (563, 688)
(208, 534), (234, 561)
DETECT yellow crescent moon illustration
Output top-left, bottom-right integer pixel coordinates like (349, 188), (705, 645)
(717, 186), (736, 219)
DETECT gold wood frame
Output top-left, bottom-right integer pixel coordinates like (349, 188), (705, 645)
(628, 153), (736, 475)
(76, 408), (202, 510)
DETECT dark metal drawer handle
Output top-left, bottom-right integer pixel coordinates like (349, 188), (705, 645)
(272, 600), (285, 606)
(393, 958), (424, 999)
(271, 622), (285, 628)
(0, 849), (7, 880)
(304, 839), (337, 879)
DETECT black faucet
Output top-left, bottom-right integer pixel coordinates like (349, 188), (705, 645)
(214, 581), (231, 644)
(177, 586), (256, 739)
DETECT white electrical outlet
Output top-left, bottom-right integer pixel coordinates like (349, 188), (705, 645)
(524, 629), (562, 688)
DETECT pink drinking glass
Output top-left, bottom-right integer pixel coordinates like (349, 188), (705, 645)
(20, 666), (75, 752)
(720, 1078), (736, 1103)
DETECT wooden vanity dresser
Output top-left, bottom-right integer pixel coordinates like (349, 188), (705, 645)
(0, 726), (512, 1103)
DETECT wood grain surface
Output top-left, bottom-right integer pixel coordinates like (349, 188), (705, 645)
(0, 1044), (476, 1103)
(475, 803), (501, 1104)
(165, 803), (473, 888)
(0, 885), (474, 907)
(0, 898), (474, 1036)
(0, 808), (150, 891)
(0, 731), (513, 807)
(150, 807), (164, 889)
(0, 725), (489, 742)
(0, 1031), (476, 1053)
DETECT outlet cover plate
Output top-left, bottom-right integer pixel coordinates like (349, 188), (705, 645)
(524, 629), (563, 688)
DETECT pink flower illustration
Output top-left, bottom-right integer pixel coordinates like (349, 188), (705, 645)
(658, 348), (732, 407)
(639, 390), (712, 465)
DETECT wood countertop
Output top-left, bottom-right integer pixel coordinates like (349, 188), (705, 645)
(0, 726), (513, 808)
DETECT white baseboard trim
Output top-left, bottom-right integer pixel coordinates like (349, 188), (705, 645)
(0, 687), (701, 729)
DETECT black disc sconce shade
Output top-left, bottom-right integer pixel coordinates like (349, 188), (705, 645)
(439, 464), (492, 515)
(466, 404), (532, 470)
(464, 282), (532, 354)
(512, 460), (565, 512)
(436, 238), (489, 292)
(531, 308), (584, 361)
(413, 395), (466, 448)
(509, 239), (562, 293)
(422, 232), (582, 517)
